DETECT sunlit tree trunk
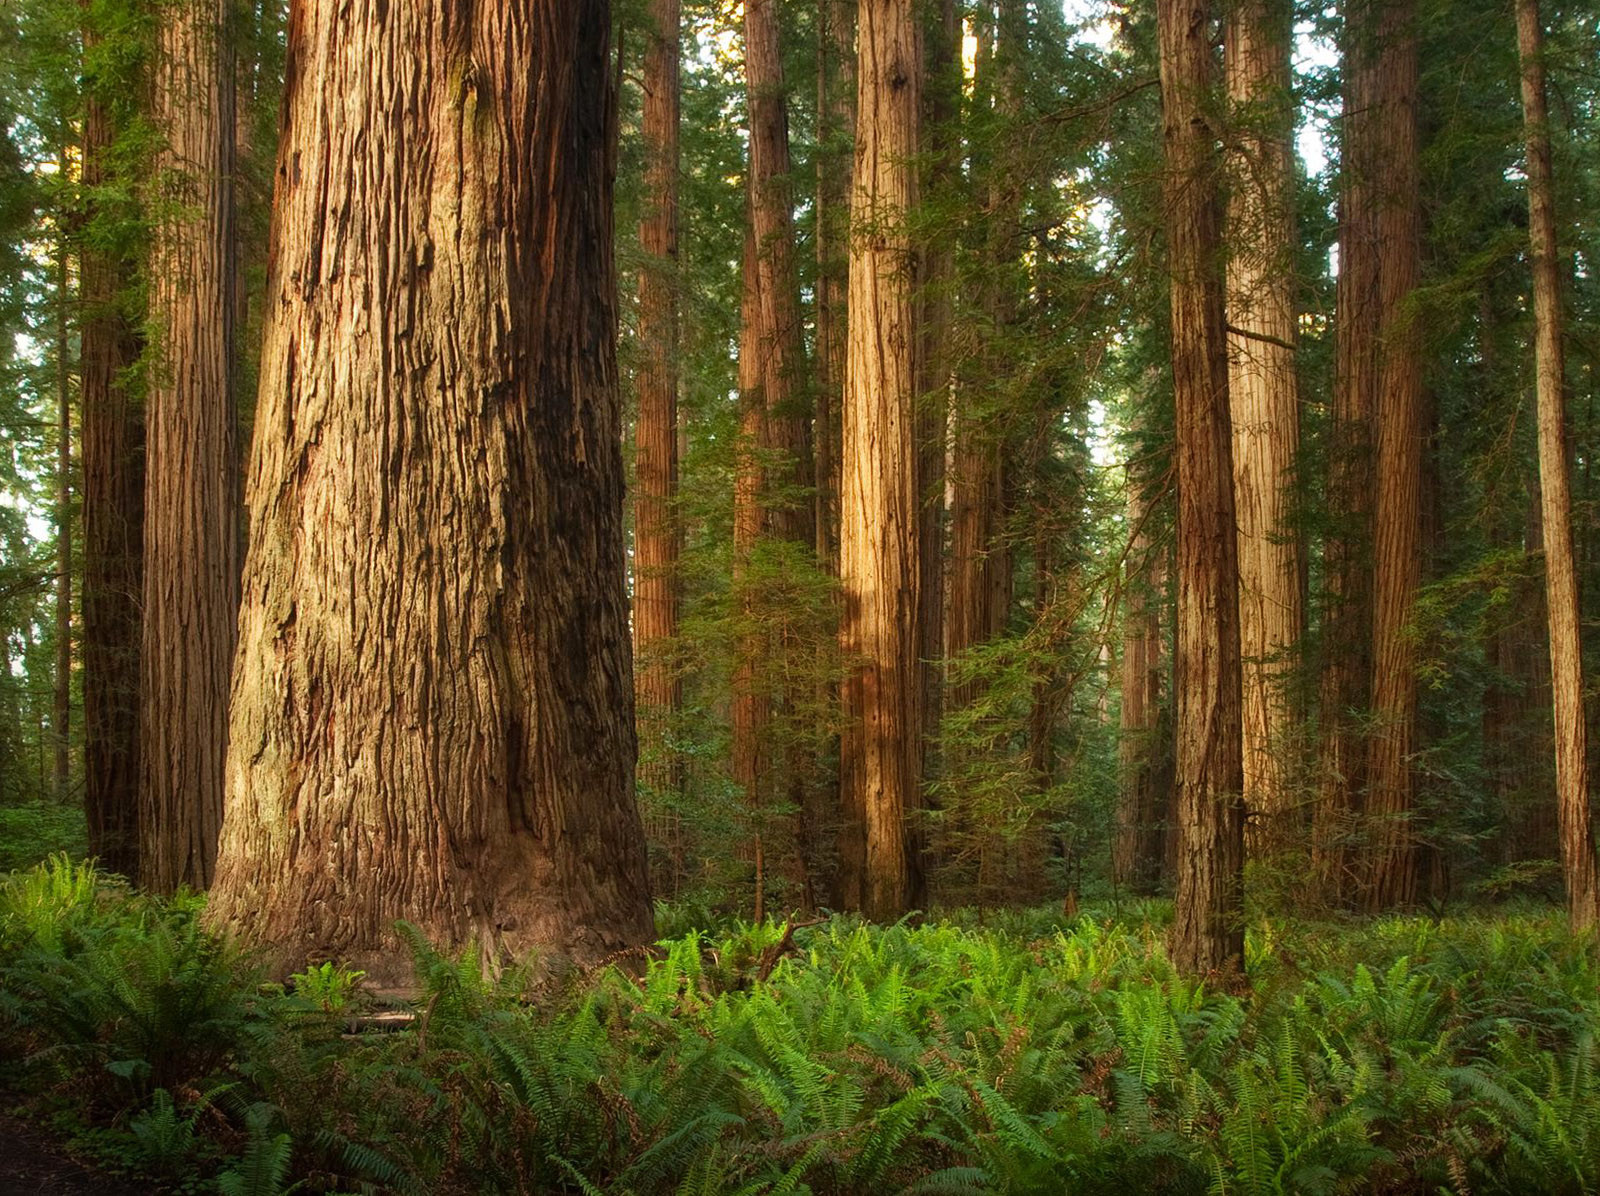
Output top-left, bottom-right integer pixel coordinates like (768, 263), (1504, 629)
(207, 0), (654, 980)
(1224, 0), (1302, 855)
(1363, 0), (1423, 911)
(838, 0), (922, 921)
(80, 38), (143, 879)
(1516, 0), (1600, 931)
(633, 0), (683, 823)
(139, 0), (239, 893)
(1159, 0), (1245, 975)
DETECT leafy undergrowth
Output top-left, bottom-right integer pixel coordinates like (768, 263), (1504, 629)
(3, 857), (1599, 1194)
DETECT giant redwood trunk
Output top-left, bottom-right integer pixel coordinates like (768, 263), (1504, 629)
(1158, 0), (1245, 975)
(1516, 0), (1600, 931)
(1363, 0), (1424, 911)
(139, 0), (239, 894)
(633, 0), (683, 808)
(206, 0), (654, 980)
(839, 0), (922, 921)
(1313, 0), (1379, 902)
(1224, 0), (1302, 855)
(80, 52), (143, 879)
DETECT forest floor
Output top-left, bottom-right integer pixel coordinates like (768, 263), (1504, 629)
(0, 1110), (146, 1196)
(4, 855), (1598, 1194)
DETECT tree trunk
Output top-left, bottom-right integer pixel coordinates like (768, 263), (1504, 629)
(744, 0), (813, 554)
(814, 0), (853, 570)
(1516, 0), (1600, 930)
(918, 0), (956, 782)
(1313, 0), (1379, 904)
(1115, 462), (1166, 894)
(1363, 0), (1423, 911)
(838, 0), (922, 921)
(139, 0), (239, 894)
(1158, 0), (1245, 975)
(633, 0), (683, 814)
(206, 0), (654, 982)
(80, 43), (143, 879)
(945, 0), (1017, 709)
(732, 222), (770, 917)
(53, 225), (72, 796)
(1224, 0), (1302, 857)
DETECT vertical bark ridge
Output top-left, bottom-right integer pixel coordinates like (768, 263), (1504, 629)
(1224, 0), (1302, 857)
(839, 0), (923, 921)
(1159, 0), (1245, 975)
(1516, 0), (1600, 930)
(207, 0), (654, 981)
(140, 0), (240, 893)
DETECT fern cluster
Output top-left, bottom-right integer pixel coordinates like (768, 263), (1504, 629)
(4, 859), (1600, 1194)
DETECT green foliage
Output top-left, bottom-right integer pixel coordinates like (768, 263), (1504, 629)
(6, 863), (1600, 1194)
(287, 960), (366, 1014)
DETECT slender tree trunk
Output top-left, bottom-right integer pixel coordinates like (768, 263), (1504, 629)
(1225, 0), (1302, 856)
(946, 1), (1016, 708)
(732, 223), (770, 918)
(1115, 463), (1165, 894)
(814, 0), (853, 570)
(918, 0), (956, 782)
(1313, 0), (1379, 903)
(1159, 0), (1245, 975)
(80, 40), (143, 879)
(1517, 0), (1600, 931)
(633, 0), (683, 813)
(206, 0), (654, 981)
(139, 0), (239, 894)
(744, 0), (813, 553)
(1363, 0), (1423, 911)
(53, 226), (72, 796)
(838, 0), (922, 921)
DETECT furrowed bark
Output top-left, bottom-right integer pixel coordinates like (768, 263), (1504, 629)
(140, 0), (240, 893)
(207, 0), (654, 981)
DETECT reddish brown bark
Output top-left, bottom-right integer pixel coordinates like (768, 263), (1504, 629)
(838, 0), (923, 921)
(1314, 0), (1379, 903)
(1115, 465), (1166, 894)
(1516, 0), (1600, 930)
(1363, 0), (1424, 911)
(80, 43), (143, 879)
(207, 0), (653, 980)
(814, 0), (853, 569)
(732, 223), (770, 918)
(918, 0), (957, 775)
(1224, 0), (1302, 855)
(139, 0), (240, 893)
(744, 0), (813, 554)
(53, 227), (71, 795)
(633, 0), (683, 810)
(1158, 0), (1245, 975)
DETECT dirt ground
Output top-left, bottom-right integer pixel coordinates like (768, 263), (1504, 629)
(0, 1113), (149, 1196)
